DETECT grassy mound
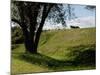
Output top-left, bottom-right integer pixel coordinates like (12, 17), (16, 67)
(12, 28), (96, 74)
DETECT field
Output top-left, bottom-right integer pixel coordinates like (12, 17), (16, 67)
(11, 28), (96, 74)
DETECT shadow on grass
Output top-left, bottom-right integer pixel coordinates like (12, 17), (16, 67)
(17, 53), (74, 69)
(67, 44), (96, 66)
(13, 44), (96, 70)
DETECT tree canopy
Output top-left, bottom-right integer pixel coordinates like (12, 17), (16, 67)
(11, 1), (73, 53)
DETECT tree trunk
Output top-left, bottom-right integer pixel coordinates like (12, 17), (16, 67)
(17, 3), (40, 54)
(34, 22), (44, 52)
(34, 5), (53, 51)
(26, 4), (40, 53)
(21, 23), (35, 53)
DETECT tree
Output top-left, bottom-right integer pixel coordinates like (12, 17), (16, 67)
(11, 1), (71, 54)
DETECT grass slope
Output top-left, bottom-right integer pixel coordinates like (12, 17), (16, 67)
(12, 28), (96, 74)
(39, 28), (96, 60)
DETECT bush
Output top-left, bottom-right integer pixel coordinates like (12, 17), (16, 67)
(75, 49), (95, 65)
(11, 26), (24, 44)
(67, 44), (96, 65)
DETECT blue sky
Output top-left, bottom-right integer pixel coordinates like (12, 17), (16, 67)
(71, 4), (95, 18)
(43, 4), (96, 30)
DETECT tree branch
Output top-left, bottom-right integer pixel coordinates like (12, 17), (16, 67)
(34, 4), (54, 51)
(11, 18), (21, 25)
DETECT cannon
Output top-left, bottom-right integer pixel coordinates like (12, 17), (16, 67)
(70, 25), (80, 29)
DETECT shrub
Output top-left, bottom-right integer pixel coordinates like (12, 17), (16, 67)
(11, 26), (24, 44)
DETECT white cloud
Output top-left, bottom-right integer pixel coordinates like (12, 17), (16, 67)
(67, 16), (96, 28)
(43, 22), (67, 30)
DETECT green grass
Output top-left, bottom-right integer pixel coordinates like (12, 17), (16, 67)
(11, 58), (52, 74)
(38, 28), (96, 60)
(12, 28), (96, 74)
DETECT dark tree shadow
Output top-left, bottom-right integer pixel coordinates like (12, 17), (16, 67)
(17, 53), (74, 69)
(13, 44), (96, 70)
(74, 49), (96, 66)
(67, 44), (96, 66)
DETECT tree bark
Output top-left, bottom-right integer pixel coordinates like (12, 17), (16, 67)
(26, 3), (40, 53)
(22, 25), (34, 53)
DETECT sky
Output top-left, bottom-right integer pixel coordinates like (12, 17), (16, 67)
(72, 5), (95, 18)
(43, 4), (96, 30)
(11, 4), (96, 30)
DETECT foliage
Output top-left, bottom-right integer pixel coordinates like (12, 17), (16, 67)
(11, 26), (24, 44)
